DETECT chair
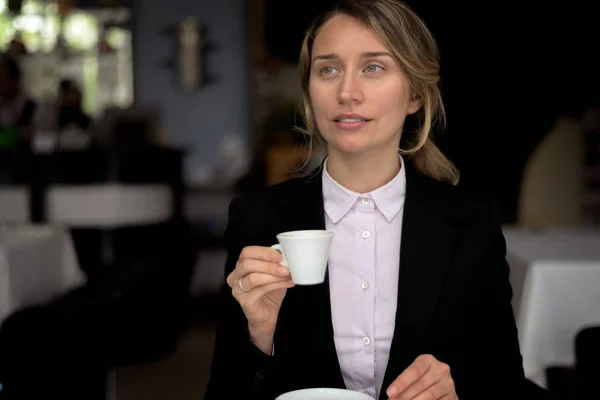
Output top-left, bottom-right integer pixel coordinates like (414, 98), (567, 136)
(523, 378), (551, 399)
(542, 325), (600, 399)
(518, 116), (583, 227)
(573, 326), (600, 398)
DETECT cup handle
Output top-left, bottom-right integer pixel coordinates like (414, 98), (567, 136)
(270, 244), (288, 267)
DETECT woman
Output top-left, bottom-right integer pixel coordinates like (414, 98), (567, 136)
(206, 1), (528, 399)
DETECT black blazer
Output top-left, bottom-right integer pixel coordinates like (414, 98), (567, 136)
(205, 161), (527, 400)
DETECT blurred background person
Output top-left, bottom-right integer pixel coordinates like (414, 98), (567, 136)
(0, 53), (37, 151)
(56, 79), (94, 150)
(57, 79), (92, 133)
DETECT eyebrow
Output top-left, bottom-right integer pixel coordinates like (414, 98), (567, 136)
(312, 51), (393, 63)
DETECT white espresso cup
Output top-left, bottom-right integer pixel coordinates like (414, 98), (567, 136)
(271, 230), (334, 285)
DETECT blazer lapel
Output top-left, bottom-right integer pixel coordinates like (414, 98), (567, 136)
(380, 164), (466, 399)
(273, 170), (346, 391)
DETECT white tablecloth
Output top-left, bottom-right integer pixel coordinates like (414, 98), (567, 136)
(0, 186), (29, 223)
(503, 227), (600, 388)
(0, 225), (85, 325)
(47, 184), (172, 228)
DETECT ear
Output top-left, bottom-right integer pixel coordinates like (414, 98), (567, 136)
(406, 95), (423, 115)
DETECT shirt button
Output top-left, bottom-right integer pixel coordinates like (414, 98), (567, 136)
(361, 197), (370, 205)
(362, 230), (370, 239)
(361, 281), (369, 290)
(363, 337), (371, 345)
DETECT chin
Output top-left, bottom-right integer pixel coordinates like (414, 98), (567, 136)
(329, 137), (375, 155)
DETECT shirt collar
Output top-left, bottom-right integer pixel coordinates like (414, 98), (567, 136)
(322, 156), (407, 223)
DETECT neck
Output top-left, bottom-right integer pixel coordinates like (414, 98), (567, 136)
(326, 148), (401, 193)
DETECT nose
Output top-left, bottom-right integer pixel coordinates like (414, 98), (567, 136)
(337, 73), (363, 105)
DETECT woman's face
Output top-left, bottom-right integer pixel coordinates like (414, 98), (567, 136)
(309, 14), (421, 157)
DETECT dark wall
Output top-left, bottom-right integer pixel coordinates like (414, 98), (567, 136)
(133, 0), (251, 179)
(264, 0), (337, 62)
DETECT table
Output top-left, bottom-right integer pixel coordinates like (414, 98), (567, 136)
(185, 186), (234, 296)
(47, 184), (173, 228)
(0, 186), (29, 223)
(503, 227), (600, 389)
(45, 183), (174, 270)
(0, 225), (85, 325)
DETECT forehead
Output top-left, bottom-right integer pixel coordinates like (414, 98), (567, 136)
(312, 14), (390, 56)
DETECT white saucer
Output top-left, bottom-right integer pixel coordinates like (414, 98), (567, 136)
(276, 388), (375, 400)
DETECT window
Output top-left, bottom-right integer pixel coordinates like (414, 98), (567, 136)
(0, 0), (133, 115)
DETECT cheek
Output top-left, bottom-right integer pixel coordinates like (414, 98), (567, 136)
(373, 86), (412, 130)
(308, 88), (327, 120)
(374, 83), (410, 114)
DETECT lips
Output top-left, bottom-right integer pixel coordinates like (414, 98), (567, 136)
(333, 114), (372, 131)
(334, 113), (372, 123)
(337, 118), (367, 123)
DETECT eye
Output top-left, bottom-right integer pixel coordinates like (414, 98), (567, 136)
(365, 64), (383, 73)
(320, 66), (339, 76)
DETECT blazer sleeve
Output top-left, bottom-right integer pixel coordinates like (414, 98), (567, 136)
(204, 196), (279, 399)
(460, 198), (528, 399)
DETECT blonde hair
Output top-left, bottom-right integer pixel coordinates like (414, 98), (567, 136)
(297, 0), (459, 185)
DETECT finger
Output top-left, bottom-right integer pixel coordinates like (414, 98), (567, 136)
(387, 355), (434, 398)
(227, 258), (289, 287)
(395, 371), (441, 399)
(396, 361), (450, 400)
(239, 279), (295, 305)
(239, 246), (282, 263)
(409, 378), (455, 400)
(235, 273), (292, 293)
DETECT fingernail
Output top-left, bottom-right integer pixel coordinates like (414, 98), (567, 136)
(271, 252), (282, 261)
(387, 387), (397, 397)
(278, 266), (290, 276)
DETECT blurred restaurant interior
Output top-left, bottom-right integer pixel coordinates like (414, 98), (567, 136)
(0, 0), (599, 398)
